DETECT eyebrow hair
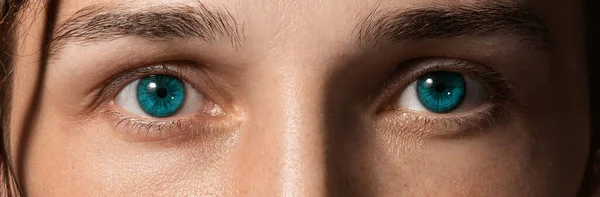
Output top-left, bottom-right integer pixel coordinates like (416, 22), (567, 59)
(50, 3), (243, 56)
(355, 1), (551, 48)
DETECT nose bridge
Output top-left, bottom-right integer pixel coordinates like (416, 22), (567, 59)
(231, 4), (349, 193)
(234, 56), (329, 197)
(278, 69), (328, 197)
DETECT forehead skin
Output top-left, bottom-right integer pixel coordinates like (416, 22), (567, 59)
(9, 0), (588, 196)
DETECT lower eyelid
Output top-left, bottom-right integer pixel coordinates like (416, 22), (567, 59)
(102, 100), (235, 143)
(102, 109), (190, 142)
(378, 102), (500, 138)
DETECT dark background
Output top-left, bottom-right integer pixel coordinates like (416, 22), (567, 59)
(585, 0), (598, 145)
(584, 0), (599, 195)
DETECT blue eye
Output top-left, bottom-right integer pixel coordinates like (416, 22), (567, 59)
(137, 75), (185, 117)
(395, 71), (487, 114)
(115, 72), (223, 118)
(416, 72), (465, 113)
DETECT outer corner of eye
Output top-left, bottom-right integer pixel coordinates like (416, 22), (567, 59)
(114, 74), (218, 118)
(393, 71), (488, 114)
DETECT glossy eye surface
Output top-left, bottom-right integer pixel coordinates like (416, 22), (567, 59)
(396, 71), (488, 113)
(416, 71), (465, 113)
(115, 74), (220, 118)
(137, 75), (186, 117)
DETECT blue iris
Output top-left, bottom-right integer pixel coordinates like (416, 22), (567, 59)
(416, 71), (466, 113)
(137, 75), (185, 117)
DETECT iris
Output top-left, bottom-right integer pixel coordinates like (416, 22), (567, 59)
(137, 75), (185, 117)
(416, 71), (466, 113)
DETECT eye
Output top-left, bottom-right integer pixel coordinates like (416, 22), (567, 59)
(395, 71), (488, 113)
(115, 74), (222, 118)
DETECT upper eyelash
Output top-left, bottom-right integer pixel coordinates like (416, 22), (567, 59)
(86, 64), (188, 113)
(107, 65), (187, 98)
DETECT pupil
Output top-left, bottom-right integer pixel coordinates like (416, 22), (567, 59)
(157, 88), (168, 98)
(434, 82), (446, 92)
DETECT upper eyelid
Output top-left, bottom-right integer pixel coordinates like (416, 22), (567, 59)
(86, 64), (192, 113)
(108, 65), (187, 92)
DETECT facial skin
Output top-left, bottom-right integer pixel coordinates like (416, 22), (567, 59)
(8, 0), (590, 196)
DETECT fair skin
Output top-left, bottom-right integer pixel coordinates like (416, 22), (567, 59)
(8, 0), (591, 196)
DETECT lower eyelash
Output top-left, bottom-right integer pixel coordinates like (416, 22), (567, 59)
(379, 102), (505, 139)
(102, 104), (236, 143)
(104, 110), (192, 142)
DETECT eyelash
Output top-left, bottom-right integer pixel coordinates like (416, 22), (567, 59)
(108, 110), (191, 140)
(377, 58), (513, 137)
(93, 65), (189, 106)
(95, 59), (512, 140)
(95, 64), (224, 141)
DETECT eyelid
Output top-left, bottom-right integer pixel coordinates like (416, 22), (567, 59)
(377, 103), (503, 138)
(87, 62), (231, 115)
(375, 58), (513, 113)
(86, 62), (238, 142)
(89, 65), (184, 111)
(374, 58), (515, 138)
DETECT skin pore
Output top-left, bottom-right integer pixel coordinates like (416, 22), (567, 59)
(6, 0), (591, 196)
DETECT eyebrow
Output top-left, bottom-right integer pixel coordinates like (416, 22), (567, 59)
(355, 1), (551, 48)
(50, 3), (243, 56)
